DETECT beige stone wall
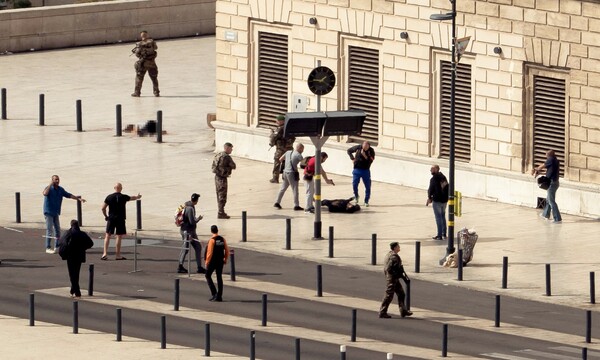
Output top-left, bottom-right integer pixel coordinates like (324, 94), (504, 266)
(0, 0), (215, 53)
(216, 0), (600, 186)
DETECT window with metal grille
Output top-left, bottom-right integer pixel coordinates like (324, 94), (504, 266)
(257, 32), (288, 129)
(348, 46), (379, 144)
(439, 60), (471, 162)
(532, 75), (565, 177)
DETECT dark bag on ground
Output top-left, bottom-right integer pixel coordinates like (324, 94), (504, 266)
(537, 175), (551, 190)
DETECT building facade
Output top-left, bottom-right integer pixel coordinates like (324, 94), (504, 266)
(213, 0), (600, 217)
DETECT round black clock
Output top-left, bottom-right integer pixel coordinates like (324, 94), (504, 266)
(307, 66), (336, 96)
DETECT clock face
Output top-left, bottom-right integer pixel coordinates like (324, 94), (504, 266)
(307, 66), (336, 96)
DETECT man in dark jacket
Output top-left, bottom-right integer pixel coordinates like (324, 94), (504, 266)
(205, 225), (230, 302)
(379, 242), (412, 319)
(177, 193), (205, 274)
(426, 165), (449, 240)
(347, 141), (375, 206)
(61, 220), (94, 299)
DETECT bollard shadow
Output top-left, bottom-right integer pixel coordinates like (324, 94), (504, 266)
(463, 263), (502, 268)
(236, 271), (282, 276)
(233, 299), (294, 304)
(152, 95), (212, 98)
(0, 258), (52, 268)
(248, 215), (295, 220)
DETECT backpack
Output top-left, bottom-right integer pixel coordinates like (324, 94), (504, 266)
(299, 156), (313, 169)
(58, 232), (72, 260)
(174, 204), (185, 227)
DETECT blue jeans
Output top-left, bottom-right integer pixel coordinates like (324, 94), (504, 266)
(44, 214), (61, 249)
(542, 180), (562, 221)
(432, 201), (447, 237)
(352, 168), (371, 203)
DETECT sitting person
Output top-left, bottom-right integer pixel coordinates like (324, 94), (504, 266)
(322, 198), (361, 213)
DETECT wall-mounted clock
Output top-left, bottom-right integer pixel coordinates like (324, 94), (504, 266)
(307, 66), (336, 96)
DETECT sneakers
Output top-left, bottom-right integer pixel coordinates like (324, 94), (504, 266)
(218, 213), (230, 219)
(154, 92), (160, 97)
(131, 92), (140, 97)
(365, 202), (369, 207)
(45, 248), (54, 254)
(269, 178), (279, 184)
(197, 267), (206, 274)
(273, 203), (282, 209)
(177, 265), (188, 274)
(293, 206), (304, 211)
(539, 213), (550, 220)
(354, 195), (360, 204)
(305, 208), (315, 214)
(553, 220), (562, 224)
(379, 313), (391, 319)
(401, 309), (413, 318)
(432, 236), (443, 240)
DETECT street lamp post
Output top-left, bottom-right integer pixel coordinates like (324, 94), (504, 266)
(430, 1), (457, 263)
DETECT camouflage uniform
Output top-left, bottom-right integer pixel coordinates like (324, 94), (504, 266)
(379, 250), (412, 318)
(269, 124), (295, 182)
(212, 151), (236, 217)
(132, 38), (160, 96)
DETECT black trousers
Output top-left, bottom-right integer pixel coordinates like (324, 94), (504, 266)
(205, 262), (224, 299)
(67, 259), (83, 297)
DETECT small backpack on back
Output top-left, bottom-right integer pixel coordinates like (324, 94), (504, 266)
(174, 204), (185, 227)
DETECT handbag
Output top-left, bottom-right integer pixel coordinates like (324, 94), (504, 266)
(293, 171), (300, 181)
(537, 175), (551, 190)
(303, 174), (313, 181)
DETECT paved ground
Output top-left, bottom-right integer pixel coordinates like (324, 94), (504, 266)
(0, 36), (599, 358)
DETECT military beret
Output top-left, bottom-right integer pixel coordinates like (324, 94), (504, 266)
(276, 115), (285, 121)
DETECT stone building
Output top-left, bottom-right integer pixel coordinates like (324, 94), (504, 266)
(213, 0), (600, 217)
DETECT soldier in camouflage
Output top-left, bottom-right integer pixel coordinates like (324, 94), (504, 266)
(379, 242), (413, 319)
(212, 142), (236, 219)
(131, 30), (160, 97)
(269, 115), (295, 183)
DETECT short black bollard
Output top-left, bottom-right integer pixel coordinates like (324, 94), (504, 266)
(15, 192), (21, 223)
(230, 249), (236, 281)
(116, 308), (122, 341)
(442, 323), (448, 357)
(29, 293), (34, 326)
(495, 295), (500, 327)
(351, 308), (357, 342)
(39, 94), (45, 126)
(242, 211), (247, 242)
(583, 347), (588, 360)
(502, 256), (508, 289)
(415, 241), (421, 273)
(1, 88), (6, 119)
(340, 345), (347, 360)
(76, 99), (82, 132)
(261, 293), (268, 326)
(405, 280), (411, 310)
(295, 338), (301, 360)
(328, 226), (334, 258)
(371, 233), (377, 265)
(204, 323), (211, 356)
(317, 265), (323, 297)
(590, 272), (596, 304)
(136, 199), (142, 230)
(77, 200), (82, 227)
(160, 315), (166, 349)
(174, 279), (180, 311)
(457, 249), (463, 281)
(156, 110), (163, 143)
(285, 218), (291, 250)
(586, 310), (592, 343)
(73, 301), (79, 334)
(116, 104), (122, 137)
(88, 264), (94, 296)
(250, 330), (256, 360)
(545, 264), (552, 296)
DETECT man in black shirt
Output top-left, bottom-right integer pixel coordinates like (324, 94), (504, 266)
(427, 165), (449, 240)
(347, 141), (375, 206)
(532, 150), (562, 223)
(101, 183), (142, 260)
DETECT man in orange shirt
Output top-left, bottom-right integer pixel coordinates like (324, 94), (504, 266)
(205, 225), (230, 302)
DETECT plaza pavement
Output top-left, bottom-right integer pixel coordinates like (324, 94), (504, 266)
(0, 36), (599, 358)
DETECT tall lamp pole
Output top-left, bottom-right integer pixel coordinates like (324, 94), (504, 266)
(430, 0), (457, 262)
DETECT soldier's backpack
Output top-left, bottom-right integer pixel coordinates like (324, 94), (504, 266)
(174, 204), (185, 227)
(299, 156), (313, 169)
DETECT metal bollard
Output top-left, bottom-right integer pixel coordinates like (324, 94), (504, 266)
(586, 310), (592, 343)
(174, 279), (180, 311)
(502, 256), (508, 289)
(250, 330), (256, 360)
(76, 99), (82, 132)
(39, 94), (45, 126)
(136, 199), (142, 230)
(116, 308), (122, 341)
(262, 293), (267, 326)
(204, 323), (211, 356)
(328, 226), (334, 258)
(317, 265), (323, 297)
(583, 347), (588, 360)
(15, 192), (21, 223)
(591, 272), (596, 304)
(406, 280), (411, 310)
(415, 241), (421, 273)
(156, 110), (163, 143)
(116, 104), (122, 137)
(442, 324), (448, 357)
(1, 88), (6, 119)
(29, 293), (34, 326)
(340, 345), (346, 360)
(545, 264), (552, 296)
(495, 295), (500, 327)
(88, 264), (94, 296)
(242, 211), (247, 242)
(371, 234), (377, 265)
(457, 249), (463, 281)
(285, 218), (291, 250)
(230, 249), (236, 281)
(77, 200), (82, 227)
(160, 315), (166, 349)
(73, 301), (79, 334)
(351, 309), (357, 342)
(295, 338), (301, 360)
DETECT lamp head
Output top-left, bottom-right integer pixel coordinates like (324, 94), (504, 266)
(429, 12), (454, 21)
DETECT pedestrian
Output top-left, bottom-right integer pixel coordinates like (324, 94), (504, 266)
(269, 114), (295, 183)
(274, 143), (304, 211)
(532, 150), (562, 223)
(212, 142), (237, 219)
(101, 183), (142, 260)
(61, 220), (94, 299)
(379, 242), (412, 319)
(426, 165), (449, 240)
(42, 175), (86, 254)
(347, 141), (375, 206)
(205, 225), (230, 302)
(131, 30), (159, 97)
(177, 193), (205, 274)
(303, 152), (334, 213)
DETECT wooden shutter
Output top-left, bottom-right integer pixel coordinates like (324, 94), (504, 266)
(533, 75), (565, 177)
(440, 61), (471, 162)
(257, 32), (288, 129)
(348, 46), (379, 144)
